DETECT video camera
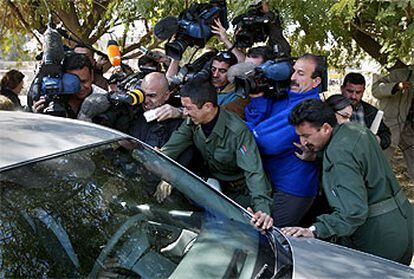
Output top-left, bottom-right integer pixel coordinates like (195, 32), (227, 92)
(234, 59), (293, 99)
(154, 0), (228, 60)
(169, 50), (217, 92)
(93, 72), (145, 131)
(233, 54), (329, 99)
(232, 2), (274, 48)
(30, 17), (81, 117)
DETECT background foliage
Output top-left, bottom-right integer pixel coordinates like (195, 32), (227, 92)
(1, 0), (414, 71)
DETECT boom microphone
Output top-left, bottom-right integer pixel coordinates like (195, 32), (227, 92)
(77, 92), (112, 122)
(227, 62), (256, 83)
(42, 21), (65, 76)
(107, 40), (121, 67)
(43, 25), (65, 66)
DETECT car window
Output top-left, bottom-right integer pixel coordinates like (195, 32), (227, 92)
(0, 139), (276, 278)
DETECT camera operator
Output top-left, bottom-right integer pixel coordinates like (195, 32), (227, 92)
(245, 54), (323, 227)
(74, 44), (109, 91)
(245, 46), (275, 66)
(167, 50), (249, 119)
(211, 1), (290, 64)
(32, 53), (108, 119)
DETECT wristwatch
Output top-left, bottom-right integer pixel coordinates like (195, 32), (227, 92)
(177, 107), (184, 118)
(308, 225), (317, 238)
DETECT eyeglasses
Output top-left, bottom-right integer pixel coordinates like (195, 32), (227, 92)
(336, 111), (352, 119)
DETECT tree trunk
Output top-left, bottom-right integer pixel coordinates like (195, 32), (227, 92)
(350, 24), (407, 72)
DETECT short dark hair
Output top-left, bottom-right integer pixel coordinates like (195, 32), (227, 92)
(289, 98), (337, 128)
(1, 70), (24, 89)
(342, 72), (366, 87)
(138, 55), (161, 72)
(180, 78), (217, 108)
(247, 46), (274, 62)
(212, 51), (238, 67)
(325, 94), (353, 112)
(62, 52), (93, 74)
(297, 53), (326, 79)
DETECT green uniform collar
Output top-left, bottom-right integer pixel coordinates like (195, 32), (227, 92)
(211, 108), (227, 139)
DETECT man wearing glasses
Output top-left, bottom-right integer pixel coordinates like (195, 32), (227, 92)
(341, 72), (391, 150)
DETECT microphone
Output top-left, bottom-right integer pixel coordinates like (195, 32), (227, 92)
(43, 24), (65, 66)
(77, 92), (112, 122)
(227, 62), (256, 83)
(107, 40), (121, 67)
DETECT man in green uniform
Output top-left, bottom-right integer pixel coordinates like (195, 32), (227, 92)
(160, 78), (273, 229)
(281, 99), (413, 265)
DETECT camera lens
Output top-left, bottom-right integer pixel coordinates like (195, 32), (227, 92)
(165, 39), (189, 60)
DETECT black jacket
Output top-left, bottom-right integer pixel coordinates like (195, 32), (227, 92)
(129, 109), (183, 149)
(361, 100), (391, 150)
(128, 107), (193, 167)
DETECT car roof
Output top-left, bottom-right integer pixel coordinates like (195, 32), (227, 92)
(0, 111), (129, 171)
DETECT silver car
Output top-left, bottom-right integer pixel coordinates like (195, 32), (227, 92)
(0, 111), (413, 278)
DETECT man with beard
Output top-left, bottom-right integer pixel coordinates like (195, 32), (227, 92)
(245, 54), (323, 227)
(341, 72), (391, 150)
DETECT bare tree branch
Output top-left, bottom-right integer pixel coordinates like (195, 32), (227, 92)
(350, 21), (407, 71)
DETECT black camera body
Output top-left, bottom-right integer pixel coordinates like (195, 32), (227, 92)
(169, 50), (217, 93)
(93, 73), (145, 132)
(234, 59), (293, 99)
(154, 1), (227, 60)
(29, 22), (81, 117)
(232, 5), (274, 48)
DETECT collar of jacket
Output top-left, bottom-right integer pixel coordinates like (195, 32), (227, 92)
(212, 108), (228, 139)
(359, 100), (377, 118)
(198, 108), (227, 140)
(217, 82), (235, 94)
(288, 87), (320, 100)
(322, 122), (342, 170)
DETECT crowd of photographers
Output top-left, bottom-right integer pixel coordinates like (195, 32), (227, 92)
(1, 0), (413, 265)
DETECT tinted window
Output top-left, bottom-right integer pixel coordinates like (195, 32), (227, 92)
(0, 140), (277, 278)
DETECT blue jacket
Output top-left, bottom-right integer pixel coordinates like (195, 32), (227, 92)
(245, 88), (320, 197)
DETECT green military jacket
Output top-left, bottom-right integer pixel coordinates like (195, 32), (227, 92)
(161, 109), (273, 214)
(313, 123), (413, 264)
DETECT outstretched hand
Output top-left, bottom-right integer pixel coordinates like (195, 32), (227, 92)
(247, 207), (273, 231)
(211, 18), (231, 45)
(280, 226), (315, 238)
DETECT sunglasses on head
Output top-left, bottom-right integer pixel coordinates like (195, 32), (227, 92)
(216, 51), (232, 59)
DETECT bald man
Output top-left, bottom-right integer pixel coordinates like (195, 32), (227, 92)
(128, 72), (184, 148)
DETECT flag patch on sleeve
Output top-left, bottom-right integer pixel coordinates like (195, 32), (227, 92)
(239, 144), (248, 155)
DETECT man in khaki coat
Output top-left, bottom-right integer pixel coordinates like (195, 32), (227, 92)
(372, 68), (414, 181)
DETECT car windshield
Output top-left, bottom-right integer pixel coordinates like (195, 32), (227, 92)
(0, 139), (287, 278)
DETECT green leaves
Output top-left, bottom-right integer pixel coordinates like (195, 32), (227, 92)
(1, 0), (414, 69)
